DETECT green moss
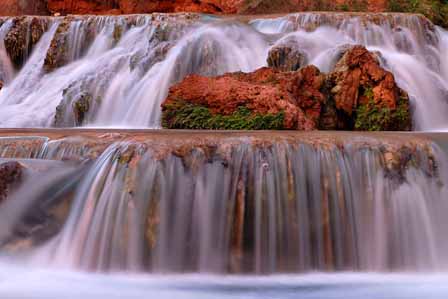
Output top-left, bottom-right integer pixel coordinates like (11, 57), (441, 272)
(388, 0), (448, 28)
(354, 91), (411, 131)
(162, 101), (285, 130)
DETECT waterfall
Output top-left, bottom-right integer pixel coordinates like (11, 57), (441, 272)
(0, 20), (15, 85)
(1, 133), (447, 274)
(0, 13), (445, 130)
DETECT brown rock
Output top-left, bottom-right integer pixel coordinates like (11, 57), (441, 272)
(43, 17), (72, 72)
(0, 161), (23, 202)
(4, 17), (48, 68)
(267, 41), (308, 72)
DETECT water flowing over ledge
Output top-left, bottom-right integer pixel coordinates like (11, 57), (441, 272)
(0, 12), (446, 130)
(0, 130), (448, 274)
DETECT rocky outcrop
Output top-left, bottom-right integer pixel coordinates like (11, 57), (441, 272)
(162, 45), (411, 131)
(0, 161), (22, 202)
(4, 16), (49, 68)
(162, 66), (319, 130)
(328, 45), (411, 131)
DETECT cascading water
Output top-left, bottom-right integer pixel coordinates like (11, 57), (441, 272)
(0, 132), (447, 275)
(0, 13), (445, 130)
(1, 11), (448, 299)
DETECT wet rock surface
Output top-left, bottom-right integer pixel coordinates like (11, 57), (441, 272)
(162, 45), (412, 131)
(4, 16), (49, 68)
(43, 17), (71, 72)
(0, 161), (22, 202)
(267, 41), (308, 72)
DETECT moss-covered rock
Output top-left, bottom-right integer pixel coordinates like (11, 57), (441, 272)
(328, 45), (412, 131)
(163, 102), (285, 130)
(354, 88), (411, 131)
(162, 67), (320, 130)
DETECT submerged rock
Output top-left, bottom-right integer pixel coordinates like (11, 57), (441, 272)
(162, 45), (411, 131)
(0, 161), (23, 202)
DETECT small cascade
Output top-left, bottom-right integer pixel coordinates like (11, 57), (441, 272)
(0, 13), (444, 130)
(0, 136), (49, 158)
(0, 132), (445, 274)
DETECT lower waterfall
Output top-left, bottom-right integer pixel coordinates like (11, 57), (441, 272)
(0, 132), (447, 274)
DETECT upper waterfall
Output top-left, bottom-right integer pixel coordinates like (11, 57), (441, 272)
(0, 13), (446, 130)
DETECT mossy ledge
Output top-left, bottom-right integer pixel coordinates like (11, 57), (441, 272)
(162, 101), (286, 130)
(355, 89), (412, 131)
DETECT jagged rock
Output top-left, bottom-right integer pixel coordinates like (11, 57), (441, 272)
(4, 17), (48, 68)
(0, 161), (22, 202)
(267, 41), (308, 72)
(328, 45), (411, 131)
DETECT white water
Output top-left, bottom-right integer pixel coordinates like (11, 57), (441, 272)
(0, 134), (444, 274)
(0, 13), (445, 129)
(2, 259), (448, 299)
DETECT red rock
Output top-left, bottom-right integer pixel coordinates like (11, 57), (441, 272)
(162, 45), (411, 131)
(0, 0), (48, 16)
(329, 45), (402, 115)
(0, 0), (391, 16)
(162, 66), (330, 130)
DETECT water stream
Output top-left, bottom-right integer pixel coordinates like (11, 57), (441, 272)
(0, 13), (445, 130)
